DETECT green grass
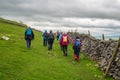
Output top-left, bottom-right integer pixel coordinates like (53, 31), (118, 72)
(0, 21), (115, 80)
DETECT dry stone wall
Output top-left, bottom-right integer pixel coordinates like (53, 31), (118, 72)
(68, 32), (120, 80)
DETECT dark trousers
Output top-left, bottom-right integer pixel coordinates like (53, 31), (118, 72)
(60, 44), (63, 51)
(62, 45), (68, 56)
(74, 48), (80, 56)
(74, 48), (80, 61)
(26, 39), (31, 48)
(43, 39), (47, 46)
(48, 39), (54, 50)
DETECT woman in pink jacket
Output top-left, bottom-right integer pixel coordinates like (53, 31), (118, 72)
(60, 33), (70, 56)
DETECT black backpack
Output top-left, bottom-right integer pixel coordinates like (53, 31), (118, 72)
(48, 33), (54, 39)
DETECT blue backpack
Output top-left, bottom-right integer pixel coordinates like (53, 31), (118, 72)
(26, 28), (32, 35)
(75, 40), (81, 49)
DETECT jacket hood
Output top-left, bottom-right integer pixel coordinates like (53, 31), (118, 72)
(76, 39), (80, 41)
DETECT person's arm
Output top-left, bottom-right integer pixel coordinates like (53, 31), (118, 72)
(24, 29), (27, 39)
(25, 29), (27, 35)
(60, 36), (63, 44)
(31, 30), (34, 40)
(58, 35), (62, 41)
(53, 34), (55, 40)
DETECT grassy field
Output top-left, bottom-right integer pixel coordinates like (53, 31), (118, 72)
(0, 21), (115, 80)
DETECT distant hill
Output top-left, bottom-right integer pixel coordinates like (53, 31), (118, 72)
(0, 17), (27, 27)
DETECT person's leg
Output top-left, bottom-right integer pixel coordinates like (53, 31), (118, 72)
(29, 39), (31, 48)
(65, 45), (68, 56)
(74, 49), (77, 60)
(45, 40), (48, 46)
(26, 39), (30, 48)
(60, 44), (63, 51)
(48, 43), (50, 50)
(48, 39), (50, 50)
(50, 43), (52, 50)
(44, 39), (47, 46)
(26, 40), (29, 48)
(51, 43), (53, 50)
(49, 39), (52, 50)
(74, 54), (77, 60)
(77, 49), (80, 61)
(62, 45), (66, 56)
(51, 40), (54, 50)
(48, 39), (52, 50)
(46, 40), (48, 46)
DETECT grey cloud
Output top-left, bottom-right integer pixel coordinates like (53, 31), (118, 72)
(1, 0), (120, 20)
(0, 0), (120, 36)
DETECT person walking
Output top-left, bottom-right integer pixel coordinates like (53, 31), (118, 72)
(72, 36), (82, 61)
(56, 31), (60, 40)
(58, 32), (63, 51)
(42, 30), (48, 46)
(25, 26), (34, 48)
(47, 30), (54, 50)
(60, 32), (70, 56)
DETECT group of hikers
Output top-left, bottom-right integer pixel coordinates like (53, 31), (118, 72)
(24, 27), (82, 62)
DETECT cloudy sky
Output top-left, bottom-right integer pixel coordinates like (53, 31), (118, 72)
(0, 0), (120, 36)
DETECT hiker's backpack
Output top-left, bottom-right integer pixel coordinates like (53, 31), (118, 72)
(48, 33), (54, 39)
(44, 32), (48, 38)
(26, 28), (32, 35)
(62, 35), (67, 42)
(75, 40), (81, 49)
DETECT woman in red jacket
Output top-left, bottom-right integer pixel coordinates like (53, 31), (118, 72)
(60, 33), (70, 56)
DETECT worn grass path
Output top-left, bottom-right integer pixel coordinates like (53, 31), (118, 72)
(0, 22), (114, 80)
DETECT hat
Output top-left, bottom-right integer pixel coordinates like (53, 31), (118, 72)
(76, 36), (79, 39)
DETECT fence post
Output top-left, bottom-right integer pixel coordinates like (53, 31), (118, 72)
(102, 34), (105, 40)
(88, 30), (90, 36)
(104, 37), (120, 77)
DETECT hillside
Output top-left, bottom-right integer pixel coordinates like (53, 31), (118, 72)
(0, 18), (27, 27)
(0, 19), (114, 80)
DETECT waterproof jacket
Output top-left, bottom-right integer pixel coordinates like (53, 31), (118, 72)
(42, 31), (48, 40)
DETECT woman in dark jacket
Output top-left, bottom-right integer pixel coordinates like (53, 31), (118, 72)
(47, 30), (54, 50)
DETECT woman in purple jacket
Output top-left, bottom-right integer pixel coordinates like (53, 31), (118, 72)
(72, 36), (82, 61)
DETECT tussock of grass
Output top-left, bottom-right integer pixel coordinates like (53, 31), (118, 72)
(0, 21), (115, 80)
